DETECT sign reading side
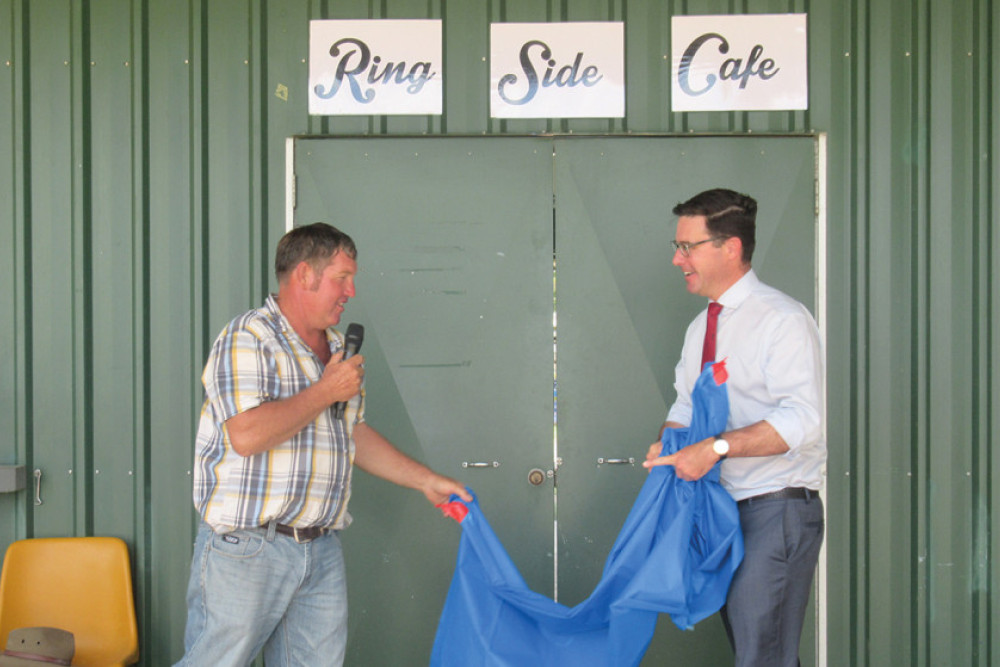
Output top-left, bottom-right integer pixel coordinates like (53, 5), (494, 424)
(490, 22), (625, 119)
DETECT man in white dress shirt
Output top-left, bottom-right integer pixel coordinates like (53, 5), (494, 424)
(644, 188), (826, 667)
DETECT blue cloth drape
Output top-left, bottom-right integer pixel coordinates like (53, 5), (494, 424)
(430, 361), (743, 667)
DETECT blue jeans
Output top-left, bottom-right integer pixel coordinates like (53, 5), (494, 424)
(721, 493), (824, 667)
(176, 522), (348, 666)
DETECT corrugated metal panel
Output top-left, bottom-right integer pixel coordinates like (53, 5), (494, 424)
(0, 0), (996, 664)
(815, 0), (996, 664)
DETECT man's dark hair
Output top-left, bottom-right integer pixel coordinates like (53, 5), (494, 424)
(672, 189), (757, 264)
(274, 223), (357, 282)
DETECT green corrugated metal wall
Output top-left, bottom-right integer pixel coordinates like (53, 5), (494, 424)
(0, 0), (996, 664)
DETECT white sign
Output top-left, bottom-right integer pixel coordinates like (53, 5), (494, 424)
(309, 20), (442, 115)
(671, 14), (808, 112)
(490, 23), (624, 119)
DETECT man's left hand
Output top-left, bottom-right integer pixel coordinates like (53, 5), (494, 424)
(642, 436), (719, 481)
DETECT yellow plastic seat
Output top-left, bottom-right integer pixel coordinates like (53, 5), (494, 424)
(0, 537), (139, 666)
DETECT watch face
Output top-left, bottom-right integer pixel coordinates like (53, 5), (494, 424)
(713, 438), (730, 456)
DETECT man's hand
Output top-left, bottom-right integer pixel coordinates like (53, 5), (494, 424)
(318, 351), (365, 404)
(226, 351), (364, 457)
(420, 474), (473, 506)
(642, 436), (719, 481)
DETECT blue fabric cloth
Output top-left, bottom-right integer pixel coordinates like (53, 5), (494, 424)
(431, 362), (743, 667)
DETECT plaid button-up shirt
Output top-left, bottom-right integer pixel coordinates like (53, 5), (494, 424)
(193, 294), (365, 532)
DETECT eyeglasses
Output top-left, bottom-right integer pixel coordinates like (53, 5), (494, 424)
(671, 237), (723, 257)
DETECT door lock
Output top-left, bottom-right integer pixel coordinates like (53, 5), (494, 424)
(527, 468), (547, 486)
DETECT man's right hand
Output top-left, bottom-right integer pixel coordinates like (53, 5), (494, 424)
(320, 351), (365, 404)
(645, 441), (663, 462)
(226, 351), (365, 457)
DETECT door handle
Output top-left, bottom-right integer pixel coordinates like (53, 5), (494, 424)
(596, 457), (635, 466)
(33, 468), (43, 505)
(461, 461), (500, 469)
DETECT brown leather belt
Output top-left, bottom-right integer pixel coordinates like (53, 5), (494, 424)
(737, 487), (818, 507)
(270, 523), (330, 543)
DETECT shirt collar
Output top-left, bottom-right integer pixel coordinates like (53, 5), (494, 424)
(264, 293), (289, 332)
(714, 268), (758, 311)
(264, 293), (343, 354)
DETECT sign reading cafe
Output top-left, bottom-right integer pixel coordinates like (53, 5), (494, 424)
(671, 14), (808, 112)
(309, 20), (442, 116)
(490, 23), (624, 119)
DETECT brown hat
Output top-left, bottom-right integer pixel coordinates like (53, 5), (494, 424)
(0, 627), (75, 667)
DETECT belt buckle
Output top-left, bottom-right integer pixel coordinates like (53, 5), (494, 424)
(292, 527), (310, 544)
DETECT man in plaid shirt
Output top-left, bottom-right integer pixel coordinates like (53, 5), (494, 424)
(176, 223), (471, 667)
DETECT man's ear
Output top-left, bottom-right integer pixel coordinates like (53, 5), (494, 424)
(725, 236), (744, 263)
(722, 236), (743, 259)
(291, 260), (315, 289)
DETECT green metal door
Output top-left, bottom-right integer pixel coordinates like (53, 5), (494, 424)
(293, 137), (557, 664)
(553, 136), (818, 665)
(293, 135), (819, 665)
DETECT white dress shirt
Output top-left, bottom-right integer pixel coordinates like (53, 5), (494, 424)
(666, 269), (826, 501)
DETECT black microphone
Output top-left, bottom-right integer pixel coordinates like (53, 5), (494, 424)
(333, 323), (364, 419)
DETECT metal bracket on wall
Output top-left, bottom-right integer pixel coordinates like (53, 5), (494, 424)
(0, 465), (26, 493)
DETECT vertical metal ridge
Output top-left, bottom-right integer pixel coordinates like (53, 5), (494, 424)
(909, 0), (931, 664)
(917, 0), (934, 661)
(843, 0), (862, 662)
(969, 0), (993, 662)
(427, 0), (442, 136)
(193, 0), (211, 360)
(489, 0), (499, 135)
(980, 0), (995, 663)
(858, 0), (873, 657)
(132, 0), (154, 662)
(70, 0), (95, 536)
(13, 0), (35, 538)
(969, 0), (982, 650)
(312, 0), (327, 136)
(253, 0), (269, 302)
(843, 0), (865, 661)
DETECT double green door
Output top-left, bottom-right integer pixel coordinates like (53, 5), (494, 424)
(293, 135), (818, 665)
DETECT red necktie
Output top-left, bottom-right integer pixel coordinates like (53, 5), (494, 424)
(701, 302), (722, 369)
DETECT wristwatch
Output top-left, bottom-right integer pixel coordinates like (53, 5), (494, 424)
(712, 437), (730, 460)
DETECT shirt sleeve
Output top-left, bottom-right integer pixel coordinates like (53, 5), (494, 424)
(347, 380), (366, 432)
(665, 357), (694, 427)
(665, 318), (702, 427)
(202, 319), (278, 424)
(758, 306), (824, 451)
